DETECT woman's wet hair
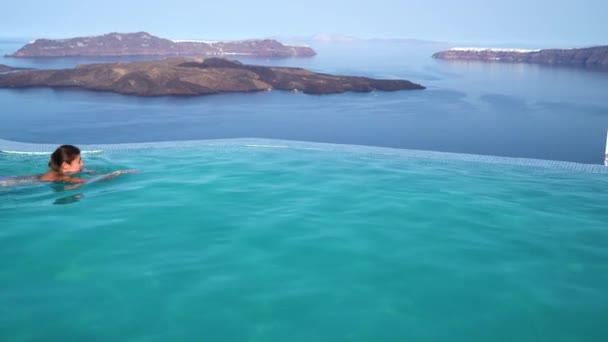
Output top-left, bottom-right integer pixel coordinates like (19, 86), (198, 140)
(48, 145), (81, 172)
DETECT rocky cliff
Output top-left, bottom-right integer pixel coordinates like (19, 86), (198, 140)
(432, 46), (608, 70)
(0, 64), (29, 73)
(0, 57), (424, 96)
(7, 32), (317, 58)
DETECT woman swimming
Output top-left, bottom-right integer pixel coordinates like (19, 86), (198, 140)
(0, 144), (136, 188)
(40, 144), (87, 183)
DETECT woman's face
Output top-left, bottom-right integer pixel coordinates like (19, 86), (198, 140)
(62, 155), (83, 173)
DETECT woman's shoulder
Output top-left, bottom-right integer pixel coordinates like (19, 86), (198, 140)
(39, 172), (84, 184)
(38, 173), (55, 182)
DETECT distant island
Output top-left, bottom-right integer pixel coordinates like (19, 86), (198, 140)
(6, 32), (316, 58)
(0, 57), (424, 96)
(432, 46), (608, 70)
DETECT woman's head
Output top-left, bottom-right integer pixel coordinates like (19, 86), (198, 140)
(48, 145), (83, 174)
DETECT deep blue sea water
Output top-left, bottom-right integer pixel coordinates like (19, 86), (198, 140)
(1, 39), (607, 164)
(1, 141), (607, 341)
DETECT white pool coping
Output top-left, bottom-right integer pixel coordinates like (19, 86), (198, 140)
(1, 138), (606, 174)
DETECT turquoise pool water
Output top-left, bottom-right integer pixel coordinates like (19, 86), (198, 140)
(1, 140), (607, 341)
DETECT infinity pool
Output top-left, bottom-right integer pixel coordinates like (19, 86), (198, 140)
(1, 139), (607, 341)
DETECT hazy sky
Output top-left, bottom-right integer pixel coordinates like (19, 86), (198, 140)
(2, 0), (606, 46)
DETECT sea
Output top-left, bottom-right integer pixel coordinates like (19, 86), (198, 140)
(1, 38), (607, 164)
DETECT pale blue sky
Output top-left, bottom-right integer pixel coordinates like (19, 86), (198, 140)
(2, 0), (606, 46)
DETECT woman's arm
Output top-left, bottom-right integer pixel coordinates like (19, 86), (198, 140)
(63, 170), (138, 190)
(85, 169), (139, 183)
(81, 168), (99, 175)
